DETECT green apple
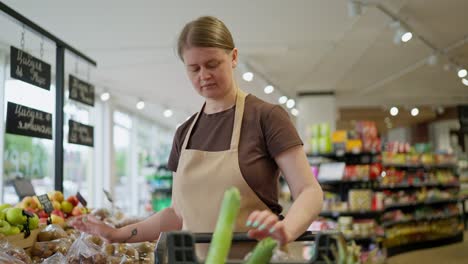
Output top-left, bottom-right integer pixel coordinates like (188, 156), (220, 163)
(4, 225), (21, 236)
(0, 219), (11, 234)
(0, 204), (12, 213)
(28, 213), (39, 230)
(15, 224), (24, 231)
(60, 200), (73, 214)
(5, 208), (27, 225)
(0, 211), (5, 220)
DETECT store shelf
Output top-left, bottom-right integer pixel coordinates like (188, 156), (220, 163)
(308, 152), (380, 165)
(319, 179), (377, 185)
(384, 198), (460, 211)
(382, 163), (457, 170)
(376, 182), (460, 190)
(345, 235), (383, 243)
(319, 210), (383, 219)
(386, 232), (464, 257)
(382, 213), (461, 228)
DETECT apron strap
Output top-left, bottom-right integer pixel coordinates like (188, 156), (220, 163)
(230, 89), (247, 150)
(181, 106), (202, 151)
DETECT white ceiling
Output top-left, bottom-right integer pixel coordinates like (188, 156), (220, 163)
(1, 0), (468, 128)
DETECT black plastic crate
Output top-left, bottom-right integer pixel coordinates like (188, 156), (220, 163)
(155, 230), (341, 264)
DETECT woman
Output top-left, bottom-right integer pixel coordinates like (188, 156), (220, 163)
(71, 15), (323, 258)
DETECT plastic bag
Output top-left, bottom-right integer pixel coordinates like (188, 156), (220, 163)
(41, 253), (66, 264)
(0, 240), (32, 264)
(37, 224), (68, 242)
(133, 242), (155, 263)
(65, 233), (107, 264)
(30, 238), (73, 260)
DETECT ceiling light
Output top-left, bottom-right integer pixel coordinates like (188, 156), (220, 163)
(100, 92), (110, 102)
(264, 85), (274, 94)
(411, 107), (419, 116)
(163, 109), (173, 118)
(242, 72), (254, 82)
(458, 68), (467, 78)
(286, 99), (295, 109)
(347, 0), (362, 17)
(401, 32), (413, 42)
(291, 108), (299, 116)
(462, 78), (468, 86)
(136, 100), (145, 110)
(390, 106), (399, 116)
(278, 96), (288, 104)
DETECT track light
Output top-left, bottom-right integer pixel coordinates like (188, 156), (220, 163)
(291, 108), (299, 116)
(411, 107), (419, 117)
(163, 109), (173, 118)
(100, 92), (110, 102)
(278, 96), (288, 104)
(264, 85), (274, 94)
(347, 0), (362, 17)
(458, 68), (467, 78)
(136, 100), (145, 110)
(242, 72), (254, 82)
(391, 21), (412, 45)
(286, 99), (295, 109)
(462, 78), (468, 86)
(390, 106), (399, 116)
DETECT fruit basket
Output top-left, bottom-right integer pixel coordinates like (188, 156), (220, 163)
(4, 225), (45, 249)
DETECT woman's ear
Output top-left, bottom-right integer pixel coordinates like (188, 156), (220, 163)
(231, 48), (238, 68)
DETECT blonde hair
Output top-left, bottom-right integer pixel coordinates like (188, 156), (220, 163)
(177, 16), (235, 61)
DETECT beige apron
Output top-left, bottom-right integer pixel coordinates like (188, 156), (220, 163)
(172, 88), (270, 260)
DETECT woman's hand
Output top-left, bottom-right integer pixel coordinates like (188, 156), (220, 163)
(69, 215), (116, 242)
(245, 210), (292, 246)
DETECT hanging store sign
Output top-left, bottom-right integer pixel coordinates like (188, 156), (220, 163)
(10, 46), (51, 90)
(68, 119), (94, 147)
(69, 74), (95, 106)
(6, 102), (53, 139)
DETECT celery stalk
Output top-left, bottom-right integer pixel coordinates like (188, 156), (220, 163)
(205, 187), (241, 264)
(243, 237), (278, 264)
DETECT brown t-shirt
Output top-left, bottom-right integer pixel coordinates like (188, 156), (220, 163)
(167, 94), (303, 214)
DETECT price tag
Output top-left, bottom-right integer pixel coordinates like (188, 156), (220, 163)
(37, 194), (53, 214)
(76, 192), (88, 207)
(103, 189), (114, 203)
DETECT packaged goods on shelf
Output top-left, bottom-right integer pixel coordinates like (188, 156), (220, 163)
(348, 190), (372, 211)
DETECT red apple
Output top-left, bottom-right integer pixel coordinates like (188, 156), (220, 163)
(66, 196), (79, 207)
(37, 210), (49, 219)
(51, 209), (64, 219)
(39, 218), (48, 225)
(71, 206), (87, 216)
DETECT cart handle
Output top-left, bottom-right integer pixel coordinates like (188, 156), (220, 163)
(192, 231), (319, 243)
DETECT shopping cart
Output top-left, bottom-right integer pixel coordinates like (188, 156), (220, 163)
(155, 230), (341, 264)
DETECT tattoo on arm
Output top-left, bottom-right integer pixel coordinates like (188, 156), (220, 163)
(123, 228), (138, 243)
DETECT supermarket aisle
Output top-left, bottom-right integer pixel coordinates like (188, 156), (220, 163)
(387, 231), (468, 264)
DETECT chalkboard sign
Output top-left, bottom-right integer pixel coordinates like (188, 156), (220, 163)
(6, 102), (53, 139)
(37, 194), (53, 214)
(12, 178), (36, 200)
(76, 192), (88, 207)
(68, 120), (94, 147)
(10, 46), (51, 90)
(69, 74), (95, 106)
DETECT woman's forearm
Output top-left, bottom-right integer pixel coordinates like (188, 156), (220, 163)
(107, 207), (183, 243)
(282, 184), (323, 242)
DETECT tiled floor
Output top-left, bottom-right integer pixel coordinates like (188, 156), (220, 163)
(387, 232), (468, 264)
